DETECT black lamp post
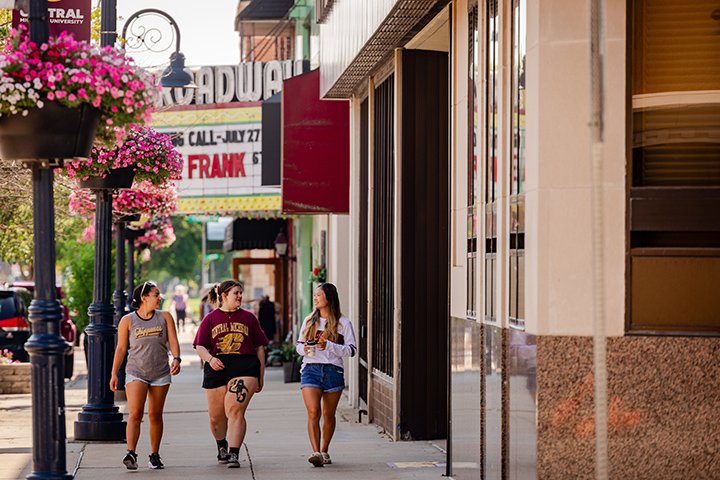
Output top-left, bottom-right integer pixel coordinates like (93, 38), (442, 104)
(113, 218), (128, 326)
(274, 230), (295, 340)
(73, 187), (126, 441)
(23, 1), (73, 478)
(125, 227), (145, 310)
(73, 0), (126, 442)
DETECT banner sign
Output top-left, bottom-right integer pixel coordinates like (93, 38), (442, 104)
(13, 0), (91, 41)
(152, 103), (280, 216)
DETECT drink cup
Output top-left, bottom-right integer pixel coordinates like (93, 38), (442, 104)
(306, 340), (317, 357)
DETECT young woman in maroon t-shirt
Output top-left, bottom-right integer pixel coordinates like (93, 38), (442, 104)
(193, 280), (268, 468)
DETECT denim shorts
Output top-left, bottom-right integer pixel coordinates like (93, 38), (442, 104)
(125, 373), (172, 387)
(300, 363), (345, 393)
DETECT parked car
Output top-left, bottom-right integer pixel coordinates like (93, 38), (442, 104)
(0, 287), (33, 362)
(3, 281), (77, 379)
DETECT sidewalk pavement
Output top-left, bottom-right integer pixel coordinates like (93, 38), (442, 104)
(2, 327), (447, 479)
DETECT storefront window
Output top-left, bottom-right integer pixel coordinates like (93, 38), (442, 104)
(484, 0), (499, 323)
(467, 6), (479, 319)
(509, 0), (526, 329)
(629, 0), (720, 333)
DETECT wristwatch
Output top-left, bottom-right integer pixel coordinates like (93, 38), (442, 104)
(173, 357), (182, 364)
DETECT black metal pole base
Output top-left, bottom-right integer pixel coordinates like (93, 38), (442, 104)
(74, 414), (126, 442)
(25, 300), (73, 480)
(73, 303), (125, 442)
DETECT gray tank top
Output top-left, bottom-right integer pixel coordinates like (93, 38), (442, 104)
(125, 310), (171, 380)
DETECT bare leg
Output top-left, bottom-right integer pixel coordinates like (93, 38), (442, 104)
(320, 391), (342, 453)
(147, 384), (170, 454)
(125, 380), (149, 452)
(205, 386), (228, 441)
(225, 376), (258, 448)
(301, 387), (323, 452)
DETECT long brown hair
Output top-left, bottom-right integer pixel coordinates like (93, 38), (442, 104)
(301, 283), (342, 343)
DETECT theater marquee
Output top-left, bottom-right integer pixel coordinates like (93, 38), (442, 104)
(150, 61), (308, 216)
(151, 103), (280, 216)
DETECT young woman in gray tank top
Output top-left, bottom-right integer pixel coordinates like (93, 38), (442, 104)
(110, 281), (181, 470)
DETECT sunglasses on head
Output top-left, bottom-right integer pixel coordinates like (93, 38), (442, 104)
(140, 281), (155, 297)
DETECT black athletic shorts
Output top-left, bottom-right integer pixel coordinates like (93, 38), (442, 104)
(202, 354), (260, 389)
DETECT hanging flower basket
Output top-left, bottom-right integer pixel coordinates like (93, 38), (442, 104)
(69, 180), (178, 218)
(0, 101), (101, 161)
(0, 27), (157, 150)
(133, 216), (175, 251)
(77, 166), (135, 190)
(65, 126), (182, 186)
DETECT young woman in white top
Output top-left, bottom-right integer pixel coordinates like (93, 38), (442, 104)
(296, 283), (356, 467)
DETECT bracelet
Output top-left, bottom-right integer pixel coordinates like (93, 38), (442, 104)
(173, 357), (182, 364)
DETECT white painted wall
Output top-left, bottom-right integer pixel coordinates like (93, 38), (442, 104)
(319, 0), (398, 97)
(526, 0), (626, 337)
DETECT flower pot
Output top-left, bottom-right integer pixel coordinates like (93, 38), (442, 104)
(0, 101), (101, 161)
(125, 227), (147, 240)
(117, 214), (141, 223)
(283, 359), (301, 383)
(78, 167), (136, 190)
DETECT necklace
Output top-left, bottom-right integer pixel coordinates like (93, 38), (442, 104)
(219, 308), (237, 321)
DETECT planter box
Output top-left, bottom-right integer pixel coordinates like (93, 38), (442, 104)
(283, 359), (301, 383)
(0, 363), (31, 394)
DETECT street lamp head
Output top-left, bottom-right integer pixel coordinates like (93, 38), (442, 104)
(274, 231), (288, 257)
(121, 8), (197, 89)
(161, 51), (197, 89)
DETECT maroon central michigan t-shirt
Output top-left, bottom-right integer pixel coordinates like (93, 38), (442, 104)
(193, 308), (268, 356)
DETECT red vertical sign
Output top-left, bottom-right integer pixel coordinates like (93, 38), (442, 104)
(12, 0), (92, 42)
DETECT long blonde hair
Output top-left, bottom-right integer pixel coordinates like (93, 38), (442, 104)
(301, 283), (342, 343)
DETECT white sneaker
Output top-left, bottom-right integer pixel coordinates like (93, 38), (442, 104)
(308, 452), (324, 467)
(321, 452), (332, 465)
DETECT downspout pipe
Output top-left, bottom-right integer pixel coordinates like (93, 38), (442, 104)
(590, 1), (609, 479)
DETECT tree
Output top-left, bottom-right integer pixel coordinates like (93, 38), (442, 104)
(140, 217), (203, 288)
(62, 241), (95, 333)
(0, 169), (86, 277)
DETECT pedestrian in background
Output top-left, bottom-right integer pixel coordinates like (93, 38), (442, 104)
(110, 281), (182, 470)
(193, 280), (268, 468)
(170, 284), (189, 331)
(258, 295), (277, 343)
(296, 283), (357, 467)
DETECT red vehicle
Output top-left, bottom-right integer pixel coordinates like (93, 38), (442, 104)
(0, 287), (32, 362)
(1, 282), (76, 379)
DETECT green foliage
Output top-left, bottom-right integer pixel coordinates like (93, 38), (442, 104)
(141, 217), (202, 287)
(0, 201), (33, 266)
(0, 9), (12, 43)
(63, 241), (95, 333)
(0, 174), (84, 269)
(267, 343), (300, 364)
(91, 6), (101, 44)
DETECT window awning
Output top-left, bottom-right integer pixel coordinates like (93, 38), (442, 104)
(281, 69), (350, 214)
(223, 218), (287, 252)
